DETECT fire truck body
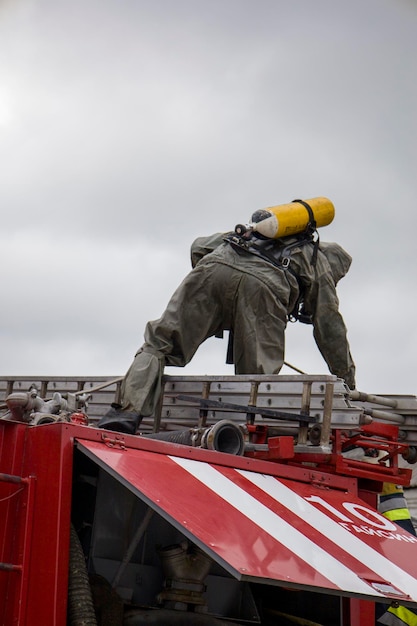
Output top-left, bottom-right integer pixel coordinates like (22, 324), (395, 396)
(1, 374), (417, 625)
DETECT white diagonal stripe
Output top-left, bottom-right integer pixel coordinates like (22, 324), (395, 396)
(240, 469), (417, 602)
(170, 456), (382, 597)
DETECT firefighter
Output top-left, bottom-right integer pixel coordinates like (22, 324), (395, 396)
(376, 484), (417, 626)
(378, 605), (417, 626)
(99, 208), (355, 434)
(378, 482), (416, 536)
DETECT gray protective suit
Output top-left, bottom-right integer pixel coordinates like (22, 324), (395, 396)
(120, 232), (356, 418)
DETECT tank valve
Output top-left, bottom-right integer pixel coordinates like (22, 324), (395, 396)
(234, 223), (251, 237)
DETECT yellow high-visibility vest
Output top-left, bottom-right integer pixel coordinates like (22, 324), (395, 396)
(379, 483), (412, 523)
(378, 604), (417, 625)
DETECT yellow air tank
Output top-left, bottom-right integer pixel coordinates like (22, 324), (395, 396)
(244, 197), (335, 239)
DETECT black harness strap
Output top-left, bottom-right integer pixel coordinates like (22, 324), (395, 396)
(292, 198), (319, 266)
(224, 232), (314, 328)
(223, 201), (323, 363)
(292, 198), (316, 230)
(224, 233), (310, 270)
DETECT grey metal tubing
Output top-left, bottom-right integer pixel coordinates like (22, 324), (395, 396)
(349, 390), (398, 409)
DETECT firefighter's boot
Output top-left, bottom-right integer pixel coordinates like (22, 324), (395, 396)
(98, 403), (142, 435)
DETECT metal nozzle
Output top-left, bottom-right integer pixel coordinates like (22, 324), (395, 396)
(144, 421), (245, 456)
(200, 420), (245, 455)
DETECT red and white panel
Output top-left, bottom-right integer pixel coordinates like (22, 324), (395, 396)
(78, 440), (417, 605)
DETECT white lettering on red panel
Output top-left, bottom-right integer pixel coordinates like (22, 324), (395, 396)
(237, 469), (417, 599)
(306, 495), (417, 543)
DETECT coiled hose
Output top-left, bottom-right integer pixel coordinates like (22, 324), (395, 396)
(68, 524), (97, 626)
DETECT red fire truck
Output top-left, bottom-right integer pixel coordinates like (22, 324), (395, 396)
(1, 373), (417, 625)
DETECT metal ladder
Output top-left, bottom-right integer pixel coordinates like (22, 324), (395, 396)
(0, 471), (36, 625)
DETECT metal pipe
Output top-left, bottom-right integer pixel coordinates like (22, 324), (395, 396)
(298, 381), (312, 445)
(0, 472), (28, 484)
(283, 361), (306, 374)
(246, 381), (259, 425)
(112, 508), (154, 589)
(363, 408), (405, 424)
(198, 381), (211, 428)
(320, 382), (334, 448)
(349, 390), (398, 409)
(73, 376), (124, 397)
(0, 562), (22, 572)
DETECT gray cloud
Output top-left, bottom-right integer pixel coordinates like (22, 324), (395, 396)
(0, 0), (416, 395)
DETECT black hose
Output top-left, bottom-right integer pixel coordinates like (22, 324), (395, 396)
(68, 524), (97, 626)
(144, 430), (193, 445)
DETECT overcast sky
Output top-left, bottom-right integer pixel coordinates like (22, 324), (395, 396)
(0, 0), (416, 396)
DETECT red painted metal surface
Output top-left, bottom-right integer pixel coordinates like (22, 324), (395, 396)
(78, 438), (417, 607)
(0, 422), (28, 624)
(0, 421), (77, 625)
(1, 419), (416, 625)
